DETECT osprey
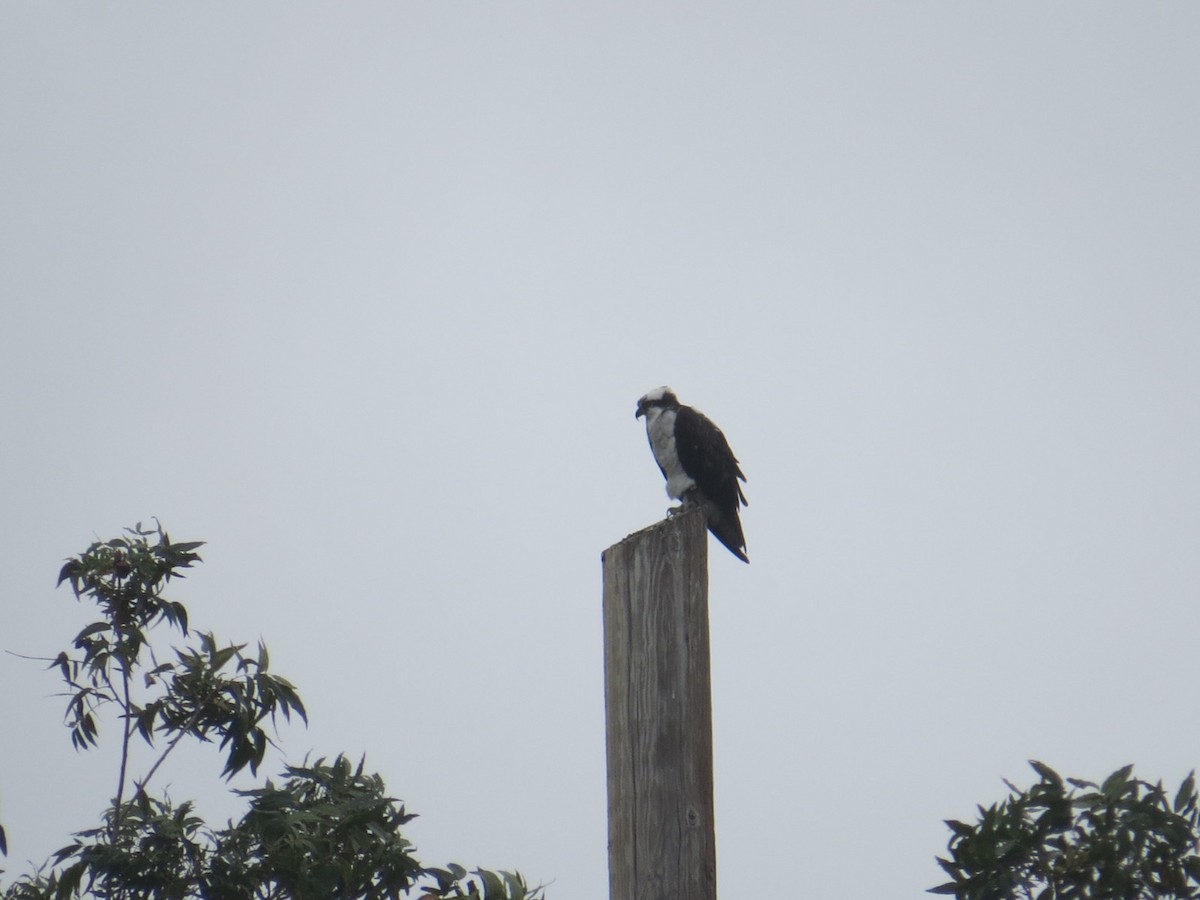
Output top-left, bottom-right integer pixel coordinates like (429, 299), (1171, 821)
(635, 386), (749, 563)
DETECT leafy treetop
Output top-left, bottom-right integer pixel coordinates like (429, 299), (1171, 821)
(932, 760), (1200, 900)
(1, 523), (543, 900)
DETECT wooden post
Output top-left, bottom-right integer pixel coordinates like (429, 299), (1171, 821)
(602, 507), (716, 900)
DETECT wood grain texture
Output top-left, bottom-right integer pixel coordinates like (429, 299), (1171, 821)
(602, 508), (716, 900)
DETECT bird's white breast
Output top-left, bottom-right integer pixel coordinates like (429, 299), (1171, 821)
(644, 407), (695, 500)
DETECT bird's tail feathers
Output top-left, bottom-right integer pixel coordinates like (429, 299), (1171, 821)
(708, 511), (749, 563)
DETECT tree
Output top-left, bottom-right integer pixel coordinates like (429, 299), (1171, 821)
(932, 760), (1200, 899)
(0, 523), (543, 900)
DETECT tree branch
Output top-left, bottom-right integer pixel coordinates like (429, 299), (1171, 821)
(139, 705), (205, 792)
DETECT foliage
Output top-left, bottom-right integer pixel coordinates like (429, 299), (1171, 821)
(932, 760), (1200, 899)
(0, 523), (543, 900)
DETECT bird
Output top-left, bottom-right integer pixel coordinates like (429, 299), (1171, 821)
(635, 386), (749, 563)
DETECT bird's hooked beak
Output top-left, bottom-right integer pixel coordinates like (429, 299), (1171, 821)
(635, 400), (646, 419)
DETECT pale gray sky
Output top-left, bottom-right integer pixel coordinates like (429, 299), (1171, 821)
(2, 4), (1199, 897)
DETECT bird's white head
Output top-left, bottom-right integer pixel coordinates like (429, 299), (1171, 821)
(635, 386), (679, 419)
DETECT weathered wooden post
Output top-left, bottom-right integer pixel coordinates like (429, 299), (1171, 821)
(602, 507), (716, 900)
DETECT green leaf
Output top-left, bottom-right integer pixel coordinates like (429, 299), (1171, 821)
(927, 883), (961, 895)
(51, 651), (73, 681)
(1101, 764), (1134, 798)
(1183, 855), (1200, 881)
(211, 642), (242, 671)
(478, 868), (505, 897)
(72, 621), (111, 641)
(1029, 760), (1063, 789)
(1176, 772), (1196, 813)
(944, 819), (973, 837)
(935, 855), (961, 877)
(56, 559), (80, 588)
